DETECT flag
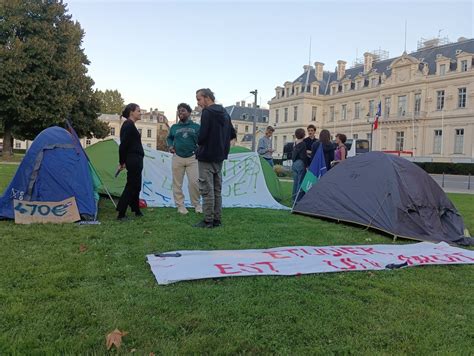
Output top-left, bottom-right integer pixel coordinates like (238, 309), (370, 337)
(300, 144), (327, 192)
(373, 101), (381, 130)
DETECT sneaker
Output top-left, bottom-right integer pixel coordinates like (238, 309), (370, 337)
(195, 206), (203, 214)
(177, 206), (189, 215)
(213, 220), (222, 227)
(193, 220), (214, 228)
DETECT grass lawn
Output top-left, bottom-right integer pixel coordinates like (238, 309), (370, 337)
(0, 163), (473, 353)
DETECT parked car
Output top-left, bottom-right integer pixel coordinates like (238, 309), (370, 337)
(345, 139), (370, 157)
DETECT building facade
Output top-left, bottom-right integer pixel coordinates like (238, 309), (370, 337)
(268, 37), (474, 162)
(226, 101), (269, 149)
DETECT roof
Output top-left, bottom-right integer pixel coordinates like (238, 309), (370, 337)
(290, 38), (474, 95)
(225, 105), (269, 123)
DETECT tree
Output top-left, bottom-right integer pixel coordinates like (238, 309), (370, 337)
(0, 0), (109, 157)
(96, 89), (125, 115)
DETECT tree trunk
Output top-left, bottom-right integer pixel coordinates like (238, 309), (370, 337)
(2, 126), (13, 159)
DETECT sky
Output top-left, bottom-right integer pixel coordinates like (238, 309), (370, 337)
(66, 0), (474, 121)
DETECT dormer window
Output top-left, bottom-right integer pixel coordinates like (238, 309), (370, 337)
(356, 81), (362, 90)
(461, 60), (468, 72)
(312, 87), (318, 96)
(295, 87), (299, 95)
(343, 83), (349, 92)
(440, 64), (446, 75)
(371, 77), (378, 88)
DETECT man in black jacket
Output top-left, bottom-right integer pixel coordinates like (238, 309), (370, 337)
(194, 88), (236, 228)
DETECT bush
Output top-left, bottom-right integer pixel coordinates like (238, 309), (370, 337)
(273, 164), (292, 178)
(415, 162), (474, 175)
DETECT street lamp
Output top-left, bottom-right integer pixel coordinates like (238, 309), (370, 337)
(250, 89), (258, 151)
(367, 113), (375, 151)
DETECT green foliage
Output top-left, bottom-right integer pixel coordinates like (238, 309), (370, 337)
(95, 89), (125, 115)
(415, 162), (474, 175)
(0, 166), (473, 353)
(0, 0), (109, 149)
(273, 164), (291, 178)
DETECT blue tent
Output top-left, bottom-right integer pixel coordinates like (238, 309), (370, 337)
(0, 126), (97, 220)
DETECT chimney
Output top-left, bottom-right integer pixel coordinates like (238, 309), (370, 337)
(364, 52), (374, 73)
(314, 62), (324, 81)
(236, 101), (240, 106)
(337, 60), (347, 80)
(241, 100), (245, 107)
(247, 103), (252, 108)
(303, 64), (312, 72)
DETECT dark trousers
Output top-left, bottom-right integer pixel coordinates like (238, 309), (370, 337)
(198, 161), (223, 223)
(117, 154), (143, 217)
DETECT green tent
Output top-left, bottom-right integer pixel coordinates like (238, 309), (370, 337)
(85, 139), (126, 196)
(229, 146), (283, 201)
(86, 141), (283, 201)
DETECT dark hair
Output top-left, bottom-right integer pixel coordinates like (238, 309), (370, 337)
(319, 129), (331, 144)
(336, 133), (347, 143)
(177, 103), (192, 113)
(295, 128), (305, 139)
(122, 103), (139, 119)
(196, 88), (215, 101)
(266, 126), (275, 132)
(307, 124), (316, 130)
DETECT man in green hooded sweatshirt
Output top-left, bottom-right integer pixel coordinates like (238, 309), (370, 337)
(167, 103), (202, 214)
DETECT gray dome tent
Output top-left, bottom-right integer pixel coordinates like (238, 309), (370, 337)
(293, 152), (472, 246)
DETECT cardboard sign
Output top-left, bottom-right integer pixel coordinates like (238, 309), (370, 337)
(14, 197), (80, 224)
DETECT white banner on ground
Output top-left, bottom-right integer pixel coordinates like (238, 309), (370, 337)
(147, 242), (474, 285)
(139, 147), (287, 210)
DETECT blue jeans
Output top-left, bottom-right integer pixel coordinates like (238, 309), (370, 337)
(263, 157), (274, 167)
(292, 159), (306, 202)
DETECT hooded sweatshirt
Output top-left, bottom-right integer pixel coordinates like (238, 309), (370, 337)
(196, 104), (236, 162)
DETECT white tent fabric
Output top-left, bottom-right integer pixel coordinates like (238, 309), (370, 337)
(138, 146), (288, 210)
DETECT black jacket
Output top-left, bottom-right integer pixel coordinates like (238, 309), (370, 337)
(311, 141), (335, 171)
(196, 104), (236, 162)
(119, 119), (144, 165)
(292, 141), (309, 167)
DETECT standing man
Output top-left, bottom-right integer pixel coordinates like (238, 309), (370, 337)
(116, 103), (144, 221)
(194, 88), (236, 228)
(304, 124), (317, 158)
(167, 103), (202, 214)
(257, 126), (275, 167)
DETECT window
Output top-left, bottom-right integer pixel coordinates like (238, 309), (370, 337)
(454, 129), (464, 154)
(86, 139), (91, 146)
(458, 87), (467, 108)
(433, 130), (442, 154)
(344, 83), (349, 92)
(439, 64), (446, 75)
(110, 127), (116, 136)
(354, 102), (360, 119)
(436, 90), (445, 110)
(295, 87), (299, 95)
(159, 124), (163, 130)
(245, 126), (249, 132)
(284, 108), (288, 122)
(371, 77), (378, 87)
(283, 135), (287, 145)
(341, 104), (347, 120)
(368, 100), (375, 117)
(274, 136), (278, 151)
(395, 131), (404, 151)
(461, 60), (468, 72)
(384, 97), (391, 117)
(293, 106), (298, 121)
(367, 133), (372, 141)
(15, 142), (21, 149)
(312, 87), (318, 96)
(147, 129), (152, 138)
(311, 106), (317, 121)
(275, 109), (279, 123)
(331, 86), (336, 95)
(329, 106), (335, 122)
(356, 81), (361, 90)
(398, 95), (407, 117)
(234, 125), (238, 133)
(353, 134), (359, 139)
(414, 93), (422, 115)
(262, 116), (267, 122)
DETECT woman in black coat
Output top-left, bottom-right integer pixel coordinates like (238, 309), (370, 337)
(310, 129), (335, 172)
(116, 103), (145, 220)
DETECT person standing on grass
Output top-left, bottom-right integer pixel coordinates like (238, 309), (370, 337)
(194, 88), (236, 228)
(116, 103), (144, 221)
(332, 133), (348, 167)
(291, 128), (309, 202)
(257, 126), (275, 167)
(311, 129), (335, 172)
(304, 124), (317, 157)
(167, 103), (202, 215)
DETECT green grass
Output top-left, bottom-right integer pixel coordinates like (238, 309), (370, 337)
(0, 163), (473, 353)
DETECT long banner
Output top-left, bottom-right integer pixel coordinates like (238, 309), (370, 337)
(146, 242), (474, 285)
(140, 148), (287, 210)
